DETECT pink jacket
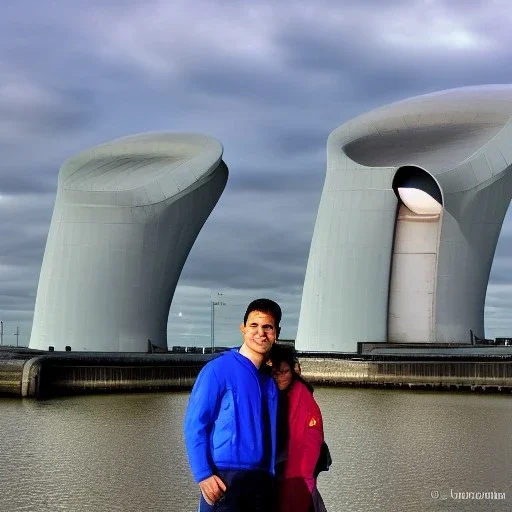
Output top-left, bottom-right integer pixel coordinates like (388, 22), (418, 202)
(279, 379), (324, 512)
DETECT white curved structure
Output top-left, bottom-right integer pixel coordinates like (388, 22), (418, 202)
(297, 85), (512, 352)
(30, 133), (228, 351)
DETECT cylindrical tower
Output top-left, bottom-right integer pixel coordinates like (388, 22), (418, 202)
(30, 133), (228, 351)
(297, 85), (512, 351)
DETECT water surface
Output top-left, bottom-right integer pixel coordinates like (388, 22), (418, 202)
(1, 389), (510, 511)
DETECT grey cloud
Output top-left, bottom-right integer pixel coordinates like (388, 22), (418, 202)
(184, 63), (295, 106)
(0, 235), (47, 269)
(2, 0), (512, 346)
(168, 284), (302, 345)
(265, 126), (329, 157)
(179, 226), (311, 292)
(0, 87), (96, 138)
(489, 259), (512, 285)
(0, 268), (39, 314)
(0, 195), (52, 301)
(0, 164), (58, 194)
(489, 223), (512, 285)
(275, 13), (512, 107)
(177, 189), (317, 293)
(227, 167), (324, 194)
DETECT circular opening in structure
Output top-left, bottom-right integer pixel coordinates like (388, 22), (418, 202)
(392, 166), (443, 214)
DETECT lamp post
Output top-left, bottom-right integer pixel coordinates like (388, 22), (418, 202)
(210, 293), (226, 353)
(0, 321), (3, 346)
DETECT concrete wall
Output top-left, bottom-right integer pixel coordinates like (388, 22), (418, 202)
(301, 357), (512, 389)
(2, 352), (512, 398)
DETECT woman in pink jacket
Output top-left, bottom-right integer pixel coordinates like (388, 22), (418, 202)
(270, 345), (328, 512)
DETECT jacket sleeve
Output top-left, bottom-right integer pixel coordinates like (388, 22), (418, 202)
(285, 383), (324, 492)
(300, 395), (323, 492)
(183, 363), (221, 483)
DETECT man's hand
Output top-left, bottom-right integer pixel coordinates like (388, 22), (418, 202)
(199, 475), (227, 505)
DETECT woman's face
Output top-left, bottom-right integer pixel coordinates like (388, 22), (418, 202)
(272, 361), (293, 391)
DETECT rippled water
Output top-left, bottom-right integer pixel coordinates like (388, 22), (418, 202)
(0, 389), (511, 512)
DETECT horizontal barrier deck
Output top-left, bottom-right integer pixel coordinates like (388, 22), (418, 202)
(1, 349), (512, 398)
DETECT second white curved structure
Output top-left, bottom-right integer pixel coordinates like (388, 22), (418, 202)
(297, 85), (512, 352)
(30, 133), (228, 351)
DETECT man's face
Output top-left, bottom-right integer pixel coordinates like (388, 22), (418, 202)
(239, 310), (277, 357)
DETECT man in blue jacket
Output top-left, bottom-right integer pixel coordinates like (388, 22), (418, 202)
(184, 298), (281, 512)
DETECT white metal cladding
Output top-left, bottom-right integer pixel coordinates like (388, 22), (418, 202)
(388, 205), (441, 343)
(29, 133), (228, 352)
(296, 85), (512, 352)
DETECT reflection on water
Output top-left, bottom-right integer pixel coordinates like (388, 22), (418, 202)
(0, 389), (511, 512)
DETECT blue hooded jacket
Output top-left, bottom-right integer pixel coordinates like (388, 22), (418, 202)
(184, 349), (278, 483)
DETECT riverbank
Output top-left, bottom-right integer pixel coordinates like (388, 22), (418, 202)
(1, 347), (512, 398)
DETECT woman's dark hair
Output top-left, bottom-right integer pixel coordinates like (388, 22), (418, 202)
(269, 344), (314, 393)
(269, 344), (295, 371)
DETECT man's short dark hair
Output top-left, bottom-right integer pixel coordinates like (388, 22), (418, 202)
(243, 298), (282, 335)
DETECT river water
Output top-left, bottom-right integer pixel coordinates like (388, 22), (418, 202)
(0, 388), (510, 512)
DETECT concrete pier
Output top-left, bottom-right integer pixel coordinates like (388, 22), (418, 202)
(1, 348), (208, 398)
(300, 355), (512, 391)
(1, 348), (512, 398)
(0, 359), (26, 396)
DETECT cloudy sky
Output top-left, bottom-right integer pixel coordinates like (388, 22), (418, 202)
(1, 0), (512, 348)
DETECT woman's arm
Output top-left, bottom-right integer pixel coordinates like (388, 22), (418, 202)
(285, 381), (324, 491)
(299, 396), (323, 491)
